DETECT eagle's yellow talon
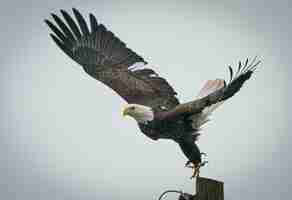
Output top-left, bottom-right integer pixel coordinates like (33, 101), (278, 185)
(187, 161), (208, 179)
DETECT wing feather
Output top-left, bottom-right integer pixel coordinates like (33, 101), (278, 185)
(72, 8), (90, 35)
(61, 10), (82, 39)
(45, 8), (179, 108)
(51, 13), (76, 42)
(89, 13), (99, 32)
(160, 57), (261, 120)
(45, 20), (68, 45)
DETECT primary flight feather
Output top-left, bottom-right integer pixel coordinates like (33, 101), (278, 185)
(45, 8), (261, 178)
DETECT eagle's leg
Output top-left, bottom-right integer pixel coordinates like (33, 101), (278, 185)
(189, 160), (208, 178)
(185, 152), (208, 178)
(178, 137), (208, 178)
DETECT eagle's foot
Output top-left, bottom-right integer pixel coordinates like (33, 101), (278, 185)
(190, 161), (208, 178)
(185, 160), (208, 179)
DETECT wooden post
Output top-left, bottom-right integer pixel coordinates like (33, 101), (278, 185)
(179, 177), (224, 200)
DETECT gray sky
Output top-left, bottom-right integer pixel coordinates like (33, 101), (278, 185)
(1, 0), (291, 199)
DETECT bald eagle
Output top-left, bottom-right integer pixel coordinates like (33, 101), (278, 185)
(45, 8), (261, 178)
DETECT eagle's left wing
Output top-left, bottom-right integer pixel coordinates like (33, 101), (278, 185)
(45, 8), (179, 109)
(158, 57), (261, 120)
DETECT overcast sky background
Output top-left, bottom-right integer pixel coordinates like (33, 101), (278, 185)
(0, 0), (291, 199)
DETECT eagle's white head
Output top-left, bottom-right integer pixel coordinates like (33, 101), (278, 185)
(122, 104), (154, 124)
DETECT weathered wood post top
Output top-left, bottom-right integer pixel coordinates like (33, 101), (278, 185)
(179, 177), (224, 200)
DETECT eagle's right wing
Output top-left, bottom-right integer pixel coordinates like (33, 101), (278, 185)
(45, 8), (179, 109)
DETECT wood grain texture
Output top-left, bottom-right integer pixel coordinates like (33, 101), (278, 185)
(194, 177), (224, 200)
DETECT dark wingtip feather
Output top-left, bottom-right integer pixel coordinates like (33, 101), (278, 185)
(60, 9), (68, 14)
(249, 59), (261, 72)
(45, 19), (67, 43)
(60, 9), (82, 39)
(89, 13), (99, 32)
(222, 56), (262, 101)
(72, 8), (90, 35)
(228, 65), (233, 83)
(238, 60), (242, 71)
(222, 70), (253, 101)
(51, 13), (58, 20)
(72, 7), (79, 14)
(244, 57), (249, 67)
(51, 12), (76, 42)
(50, 33), (65, 50)
(240, 57), (250, 73)
(243, 56), (261, 73)
(44, 19), (51, 28)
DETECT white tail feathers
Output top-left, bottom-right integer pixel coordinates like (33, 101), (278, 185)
(190, 79), (225, 129)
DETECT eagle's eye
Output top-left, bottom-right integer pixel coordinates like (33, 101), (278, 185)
(130, 106), (135, 110)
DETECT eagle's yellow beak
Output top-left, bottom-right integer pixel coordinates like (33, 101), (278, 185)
(122, 107), (130, 117)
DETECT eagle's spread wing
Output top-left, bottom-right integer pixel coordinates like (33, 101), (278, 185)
(45, 8), (179, 109)
(159, 57), (261, 120)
